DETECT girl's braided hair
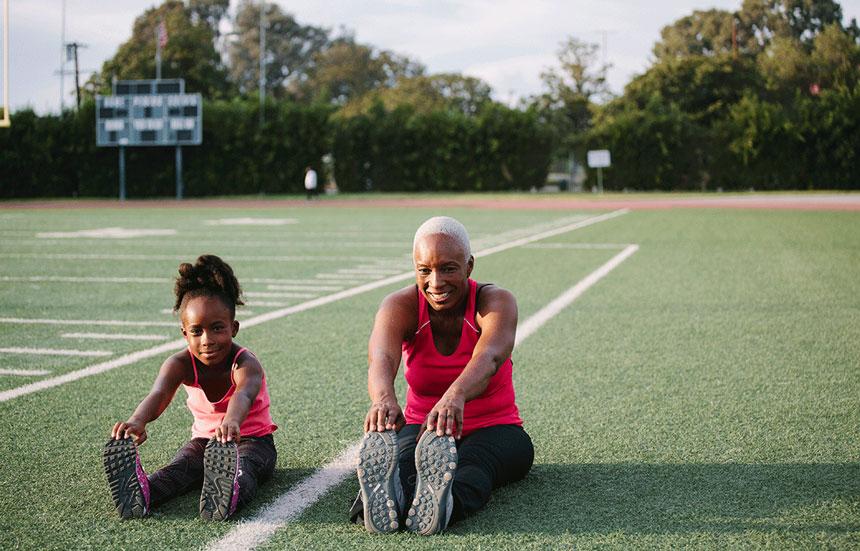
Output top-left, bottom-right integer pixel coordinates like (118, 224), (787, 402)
(173, 255), (244, 317)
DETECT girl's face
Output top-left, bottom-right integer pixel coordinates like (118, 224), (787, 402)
(180, 295), (238, 367)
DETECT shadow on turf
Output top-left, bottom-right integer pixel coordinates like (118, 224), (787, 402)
(463, 462), (860, 535)
(143, 467), (315, 521)
(210, 463), (859, 536)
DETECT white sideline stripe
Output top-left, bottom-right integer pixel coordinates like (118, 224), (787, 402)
(474, 209), (629, 258)
(0, 253), (390, 263)
(0, 318), (177, 327)
(0, 275), (168, 284)
(245, 291), (319, 299)
(515, 244), (639, 345)
(250, 278), (351, 285)
(205, 237), (639, 551)
(315, 273), (381, 280)
(205, 442), (362, 551)
(0, 368), (52, 376)
(523, 243), (632, 250)
(337, 268), (401, 275)
(0, 210), (629, 405)
(266, 285), (343, 292)
(0, 347), (113, 357)
(61, 332), (171, 342)
(245, 301), (290, 308)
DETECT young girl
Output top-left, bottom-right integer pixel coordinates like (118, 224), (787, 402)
(103, 255), (278, 521)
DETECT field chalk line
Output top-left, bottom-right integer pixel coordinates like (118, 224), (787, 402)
(0, 209), (628, 404)
(205, 242), (639, 551)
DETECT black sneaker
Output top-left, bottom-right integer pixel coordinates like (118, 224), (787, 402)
(357, 430), (404, 533)
(406, 431), (457, 535)
(103, 437), (150, 519)
(200, 439), (239, 521)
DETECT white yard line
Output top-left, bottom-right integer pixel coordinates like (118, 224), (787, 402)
(0, 210), (629, 406)
(0, 347), (113, 357)
(205, 239), (639, 551)
(523, 243), (632, 250)
(315, 273), (383, 280)
(245, 292), (320, 299)
(61, 332), (172, 342)
(0, 368), (52, 376)
(0, 318), (177, 327)
(0, 253), (392, 263)
(266, 285), (343, 292)
(0, 275), (168, 284)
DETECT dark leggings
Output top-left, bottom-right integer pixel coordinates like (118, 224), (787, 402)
(397, 424), (534, 525)
(147, 434), (277, 510)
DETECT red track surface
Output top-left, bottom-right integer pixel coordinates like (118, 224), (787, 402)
(2, 194), (859, 211)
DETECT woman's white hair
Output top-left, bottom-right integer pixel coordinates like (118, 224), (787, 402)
(412, 216), (471, 261)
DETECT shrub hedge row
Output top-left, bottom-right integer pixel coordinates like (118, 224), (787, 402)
(0, 100), (553, 198)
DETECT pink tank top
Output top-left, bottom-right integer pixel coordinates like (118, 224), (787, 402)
(403, 279), (523, 436)
(184, 347), (278, 439)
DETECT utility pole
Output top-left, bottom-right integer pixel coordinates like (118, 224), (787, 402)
(60, 0), (66, 111)
(66, 42), (86, 110)
(258, 1), (266, 127)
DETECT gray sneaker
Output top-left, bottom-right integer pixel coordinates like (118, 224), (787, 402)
(406, 431), (457, 535)
(357, 430), (404, 533)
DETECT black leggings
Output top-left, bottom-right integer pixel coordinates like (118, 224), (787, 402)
(397, 424), (534, 524)
(147, 434), (277, 510)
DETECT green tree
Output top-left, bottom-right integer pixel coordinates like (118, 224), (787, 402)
(303, 38), (425, 105)
(340, 73), (493, 117)
(653, 9), (744, 60)
(92, 1), (231, 99)
(530, 36), (610, 153)
(739, 0), (858, 50)
(227, 0), (331, 99)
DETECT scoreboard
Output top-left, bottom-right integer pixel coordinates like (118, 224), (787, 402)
(96, 79), (202, 147)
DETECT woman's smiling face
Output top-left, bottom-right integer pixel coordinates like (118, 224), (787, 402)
(413, 233), (474, 313)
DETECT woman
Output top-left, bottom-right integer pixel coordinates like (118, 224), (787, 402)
(354, 216), (534, 535)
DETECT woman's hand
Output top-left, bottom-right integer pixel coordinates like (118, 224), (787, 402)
(215, 420), (241, 444)
(421, 391), (465, 439)
(111, 419), (148, 445)
(364, 399), (405, 433)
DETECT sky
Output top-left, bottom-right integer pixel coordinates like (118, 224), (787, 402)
(7, 0), (860, 114)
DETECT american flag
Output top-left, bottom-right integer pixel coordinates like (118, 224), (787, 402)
(157, 20), (168, 48)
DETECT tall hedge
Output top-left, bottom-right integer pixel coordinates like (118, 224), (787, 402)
(0, 99), (553, 198)
(332, 102), (553, 192)
(0, 100), (333, 198)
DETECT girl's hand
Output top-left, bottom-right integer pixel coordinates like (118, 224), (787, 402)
(111, 420), (148, 445)
(215, 421), (241, 444)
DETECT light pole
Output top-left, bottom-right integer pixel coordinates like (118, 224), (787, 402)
(258, 1), (266, 128)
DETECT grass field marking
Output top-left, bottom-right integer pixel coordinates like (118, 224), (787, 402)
(0, 210), (627, 404)
(250, 278), (349, 285)
(204, 442), (362, 551)
(36, 228), (177, 239)
(0, 340), (185, 402)
(315, 273), (384, 280)
(523, 243), (632, 250)
(265, 285), (344, 292)
(0, 275), (169, 284)
(245, 301), (290, 308)
(204, 218), (298, 226)
(515, 244), (639, 345)
(0, 318), (177, 327)
(245, 291), (320, 299)
(60, 332), (172, 342)
(0, 253), (397, 263)
(206, 234), (638, 551)
(474, 209), (630, 258)
(0, 368), (52, 376)
(0, 347), (113, 357)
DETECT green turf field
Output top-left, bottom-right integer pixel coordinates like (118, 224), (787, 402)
(0, 203), (857, 549)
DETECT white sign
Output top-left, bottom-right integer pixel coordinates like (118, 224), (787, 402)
(587, 150), (611, 168)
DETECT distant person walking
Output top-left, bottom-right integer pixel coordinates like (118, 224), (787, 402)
(304, 166), (318, 200)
